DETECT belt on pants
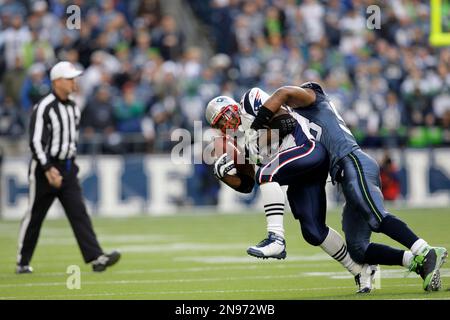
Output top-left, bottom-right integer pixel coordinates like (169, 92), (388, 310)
(50, 158), (74, 171)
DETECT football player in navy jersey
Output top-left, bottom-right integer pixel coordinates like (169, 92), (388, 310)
(246, 82), (447, 291)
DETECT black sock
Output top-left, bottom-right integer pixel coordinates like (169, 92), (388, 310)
(364, 243), (404, 266)
(378, 215), (419, 249)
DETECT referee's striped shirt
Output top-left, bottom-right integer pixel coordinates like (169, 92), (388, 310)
(29, 92), (81, 170)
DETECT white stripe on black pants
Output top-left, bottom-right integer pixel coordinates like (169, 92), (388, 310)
(17, 159), (103, 266)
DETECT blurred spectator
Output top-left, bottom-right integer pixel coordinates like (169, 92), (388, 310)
(72, 24), (96, 68)
(379, 152), (401, 201)
(299, 0), (324, 44)
(152, 15), (185, 61)
(20, 63), (51, 111)
(324, 0), (342, 47)
(209, 0), (237, 55)
(82, 85), (116, 132)
(22, 26), (56, 69)
(339, 7), (366, 57)
(381, 44), (405, 93)
(80, 84), (122, 154)
(28, 0), (62, 48)
(263, 5), (286, 39)
(0, 96), (25, 137)
(115, 83), (146, 130)
(1, 13), (31, 70)
(132, 31), (159, 68)
(1, 56), (26, 106)
(380, 91), (407, 147)
(114, 82), (149, 152)
(234, 45), (262, 88)
(401, 68), (433, 126)
(136, 0), (162, 28)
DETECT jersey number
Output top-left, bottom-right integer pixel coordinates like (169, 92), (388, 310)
(294, 101), (354, 142)
(308, 121), (322, 141)
(329, 101), (354, 137)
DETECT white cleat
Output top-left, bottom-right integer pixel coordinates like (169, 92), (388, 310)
(247, 232), (287, 260)
(355, 264), (377, 293)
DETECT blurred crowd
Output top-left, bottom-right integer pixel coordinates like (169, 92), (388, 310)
(190, 0), (450, 148)
(1, 0), (450, 155)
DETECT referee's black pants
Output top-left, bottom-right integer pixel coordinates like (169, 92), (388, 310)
(17, 159), (103, 266)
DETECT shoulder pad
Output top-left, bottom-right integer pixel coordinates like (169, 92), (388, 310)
(299, 82), (325, 95)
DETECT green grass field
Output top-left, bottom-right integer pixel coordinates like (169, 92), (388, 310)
(0, 208), (449, 300)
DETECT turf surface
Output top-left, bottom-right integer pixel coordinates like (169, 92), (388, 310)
(0, 207), (449, 300)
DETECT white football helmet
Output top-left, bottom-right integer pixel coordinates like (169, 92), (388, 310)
(205, 96), (241, 133)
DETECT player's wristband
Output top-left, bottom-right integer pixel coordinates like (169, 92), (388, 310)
(250, 105), (274, 130)
(235, 172), (255, 194)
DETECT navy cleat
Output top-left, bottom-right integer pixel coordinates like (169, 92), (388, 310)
(247, 232), (287, 260)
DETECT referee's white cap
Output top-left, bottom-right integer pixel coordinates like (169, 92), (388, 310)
(50, 61), (83, 81)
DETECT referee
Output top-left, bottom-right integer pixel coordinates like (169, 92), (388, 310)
(16, 61), (121, 274)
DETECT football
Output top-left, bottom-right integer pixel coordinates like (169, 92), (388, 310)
(213, 134), (254, 177)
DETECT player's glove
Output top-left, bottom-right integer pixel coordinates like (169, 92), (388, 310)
(213, 153), (236, 179)
(245, 129), (263, 165)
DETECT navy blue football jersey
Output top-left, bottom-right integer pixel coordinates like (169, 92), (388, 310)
(293, 82), (360, 179)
